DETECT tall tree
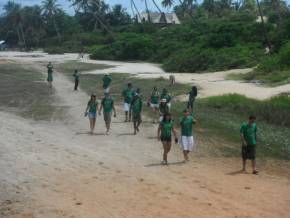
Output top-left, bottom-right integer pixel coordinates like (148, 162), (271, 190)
(41, 0), (62, 40)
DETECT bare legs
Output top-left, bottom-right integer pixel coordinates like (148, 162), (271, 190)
(89, 118), (96, 133)
(162, 142), (172, 164)
(183, 150), (190, 161)
(242, 159), (257, 173)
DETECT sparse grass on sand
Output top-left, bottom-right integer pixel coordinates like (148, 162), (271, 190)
(0, 62), (65, 121)
(57, 60), (109, 74)
(227, 70), (290, 86)
(57, 61), (290, 161)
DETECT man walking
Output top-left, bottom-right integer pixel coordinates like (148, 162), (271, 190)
(99, 93), (116, 135)
(130, 92), (143, 135)
(102, 73), (112, 93)
(240, 115), (258, 175)
(122, 83), (133, 122)
(73, 69), (80, 91)
(187, 86), (198, 113)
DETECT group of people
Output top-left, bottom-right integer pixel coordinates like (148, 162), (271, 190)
(47, 62), (259, 173)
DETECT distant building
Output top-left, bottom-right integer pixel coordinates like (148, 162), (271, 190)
(0, 40), (6, 50)
(137, 12), (181, 25)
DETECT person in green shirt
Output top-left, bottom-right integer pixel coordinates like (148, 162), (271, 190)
(160, 88), (172, 110)
(157, 113), (178, 165)
(99, 92), (116, 135)
(187, 86), (198, 113)
(47, 62), (54, 88)
(180, 109), (196, 162)
(73, 69), (80, 91)
(102, 73), (112, 93)
(240, 115), (258, 175)
(122, 83), (133, 122)
(148, 86), (160, 123)
(84, 94), (99, 134)
(159, 99), (170, 122)
(130, 91), (143, 135)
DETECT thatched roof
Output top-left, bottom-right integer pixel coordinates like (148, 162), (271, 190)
(137, 12), (181, 24)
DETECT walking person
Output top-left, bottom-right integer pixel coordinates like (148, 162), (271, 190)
(240, 115), (258, 175)
(130, 92), (143, 135)
(73, 69), (80, 91)
(99, 92), (116, 135)
(47, 62), (54, 88)
(159, 99), (170, 122)
(187, 86), (198, 113)
(180, 109), (196, 162)
(122, 83), (133, 122)
(157, 113), (178, 165)
(84, 94), (98, 134)
(160, 88), (172, 110)
(102, 73), (112, 93)
(148, 86), (160, 123)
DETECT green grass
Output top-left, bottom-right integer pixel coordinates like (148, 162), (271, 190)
(0, 63), (65, 121)
(227, 70), (290, 86)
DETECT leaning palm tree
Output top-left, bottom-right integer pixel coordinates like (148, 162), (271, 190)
(151, 0), (163, 13)
(131, 0), (142, 22)
(142, 0), (151, 22)
(162, 0), (175, 8)
(41, 0), (61, 41)
(256, 0), (271, 52)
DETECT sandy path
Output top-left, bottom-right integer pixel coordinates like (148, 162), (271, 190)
(1, 51), (290, 100)
(0, 59), (290, 218)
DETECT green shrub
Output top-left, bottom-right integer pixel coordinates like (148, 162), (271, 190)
(204, 94), (290, 127)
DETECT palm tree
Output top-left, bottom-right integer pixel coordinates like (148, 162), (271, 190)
(151, 0), (163, 13)
(131, 0), (142, 22)
(41, 0), (61, 41)
(3, 1), (26, 49)
(256, 0), (271, 52)
(162, 0), (175, 8)
(143, 0), (151, 22)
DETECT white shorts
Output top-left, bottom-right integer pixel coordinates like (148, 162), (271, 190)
(124, 102), (130, 112)
(167, 102), (171, 109)
(104, 87), (110, 94)
(150, 103), (159, 108)
(180, 136), (195, 151)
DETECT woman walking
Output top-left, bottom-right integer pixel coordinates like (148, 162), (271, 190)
(157, 113), (178, 165)
(84, 95), (99, 134)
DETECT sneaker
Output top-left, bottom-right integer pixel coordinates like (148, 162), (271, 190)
(253, 170), (259, 175)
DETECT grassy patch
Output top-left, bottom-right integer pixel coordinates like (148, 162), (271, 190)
(57, 61), (110, 75)
(227, 70), (290, 86)
(0, 62), (65, 121)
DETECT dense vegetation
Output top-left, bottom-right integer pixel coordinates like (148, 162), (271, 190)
(0, 0), (290, 75)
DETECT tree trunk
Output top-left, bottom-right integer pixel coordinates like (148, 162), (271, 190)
(152, 0), (163, 13)
(53, 17), (61, 42)
(131, 0), (142, 22)
(144, 0), (151, 22)
(256, 0), (272, 52)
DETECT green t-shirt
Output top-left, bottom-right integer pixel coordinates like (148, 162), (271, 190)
(73, 72), (80, 80)
(88, 100), (98, 113)
(160, 120), (174, 138)
(160, 93), (171, 103)
(123, 88), (133, 103)
(131, 97), (143, 114)
(101, 97), (114, 113)
(240, 122), (257, 146)
(159, 103), (169, 115)
(189, 89), (197, 102)
(47, 64), (53, 73)
(180, 115), (195, 136)
(103, 75), (112, 89)
(150, 91), (160, 104)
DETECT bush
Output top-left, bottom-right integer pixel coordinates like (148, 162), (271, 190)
(205, 94), (290, 127)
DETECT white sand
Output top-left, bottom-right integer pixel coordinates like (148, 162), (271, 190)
(0, 52), (289, 217)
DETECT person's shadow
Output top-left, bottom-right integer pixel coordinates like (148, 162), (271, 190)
(144, 161), (185, 167)
(117, 133), (135, 137)
(226, 169), (247, 176)
(75, 132), (106, 136)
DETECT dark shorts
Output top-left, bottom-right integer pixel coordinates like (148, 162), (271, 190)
(132, 113), (141, 122)
(161, 136), (172, 142)
(242, 145), (256, 160)
(187, 100), (195, 109)
(103, 112), (112, 123)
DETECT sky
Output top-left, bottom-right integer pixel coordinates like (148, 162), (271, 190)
(0, 0), (177, 15)
(0, 0), (289, 15)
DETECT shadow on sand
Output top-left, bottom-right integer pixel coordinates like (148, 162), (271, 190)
(226, 169), (248, 176)
(117, 133), (135, 137)
(75, 132), (106, 136)
(144, 161), (185, 167)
